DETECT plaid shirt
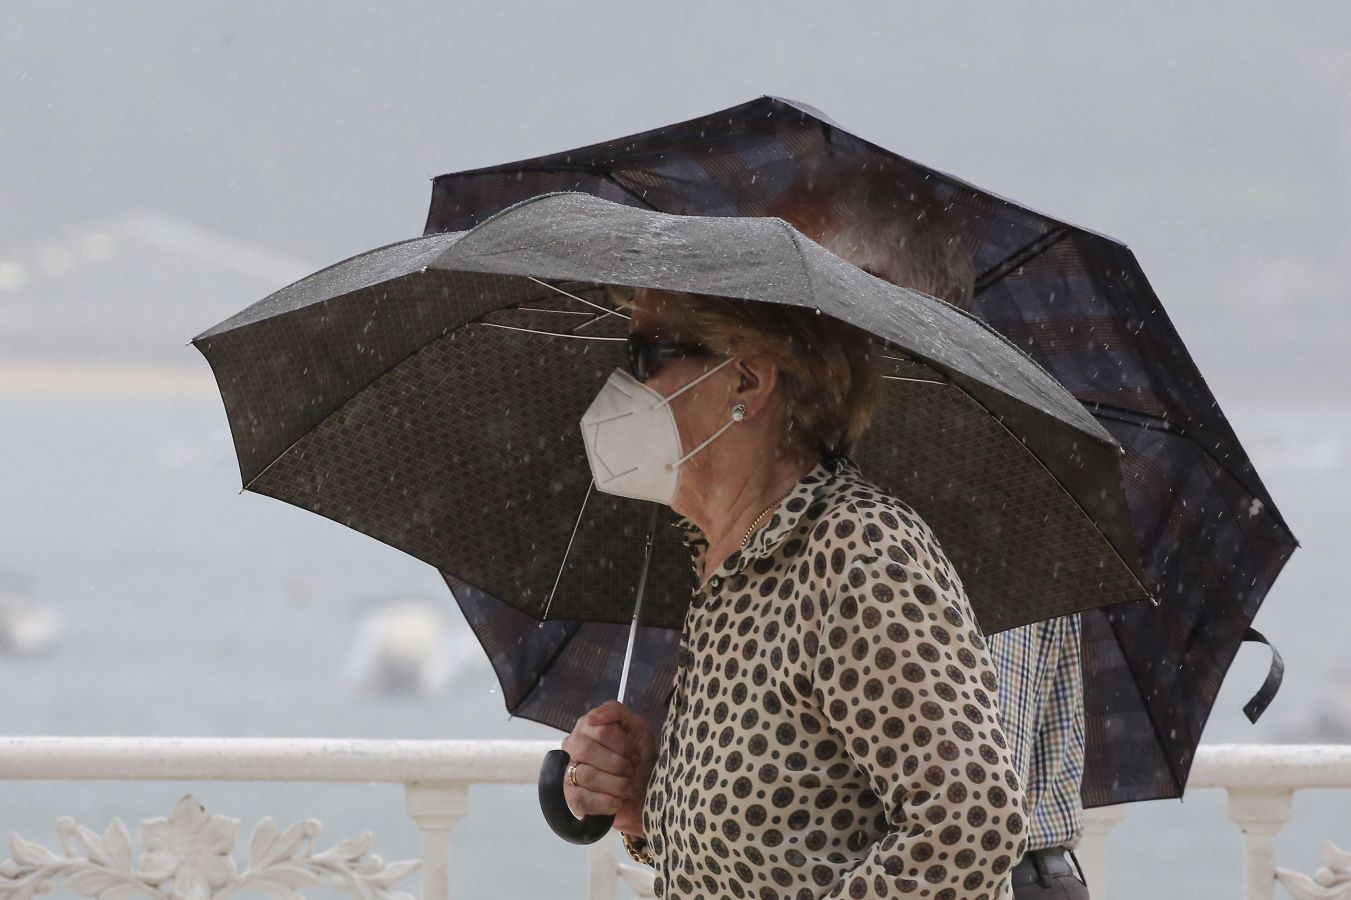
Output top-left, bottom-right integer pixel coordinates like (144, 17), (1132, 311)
(986, 615), (1085, 851)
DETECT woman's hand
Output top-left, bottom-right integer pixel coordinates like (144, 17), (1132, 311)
(561, 700), (657, 835)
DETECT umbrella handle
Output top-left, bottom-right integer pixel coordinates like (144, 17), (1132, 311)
(538, 749), (615, 844)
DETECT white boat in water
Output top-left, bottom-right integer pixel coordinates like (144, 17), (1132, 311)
(0, 591), (63, 655)
(341, 597), (481, 697)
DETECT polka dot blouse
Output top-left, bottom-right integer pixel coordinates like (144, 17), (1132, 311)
(641, 457), (1027, 899)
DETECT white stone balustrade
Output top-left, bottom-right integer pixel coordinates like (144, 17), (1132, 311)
(0, 738), (1345, 899)
(1077, 744), (1351, 900)
(0, 738), (553, 900)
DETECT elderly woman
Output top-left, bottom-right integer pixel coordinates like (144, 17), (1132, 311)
(562, 286), (1027, 899)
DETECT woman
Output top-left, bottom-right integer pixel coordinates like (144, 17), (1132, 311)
(563, 286), (1027, 899)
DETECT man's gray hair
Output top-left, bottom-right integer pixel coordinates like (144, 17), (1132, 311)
(770, 167), (976, 310)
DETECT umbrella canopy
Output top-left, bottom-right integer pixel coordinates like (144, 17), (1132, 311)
(422, 96), (1296, 807)
(195, 189), (1149, 731)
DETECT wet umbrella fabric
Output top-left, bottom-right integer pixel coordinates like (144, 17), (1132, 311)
(194, 190), (1149, 733)
(422, 97), (1295, 808)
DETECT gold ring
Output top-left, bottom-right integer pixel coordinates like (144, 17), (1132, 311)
(568, 762), (580, 787)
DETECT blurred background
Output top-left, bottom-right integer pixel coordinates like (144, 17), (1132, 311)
(1, 2), (1348, 897)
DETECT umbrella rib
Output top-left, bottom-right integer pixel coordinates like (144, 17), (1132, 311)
(1084, 402), (1292, 532)
(1081, 401), (1183, 434)
(517, 307), (594, 316)
(572, 310), (626, 334)
(879, 354), (946, 384)
(881, 375), (946, 385)
(476, 322), (625, 342)
(1099, 611), (1190, 795)
(514, 619), (585, 716)
(771, 220), (821, 310)
(542, 480), (595, 621)
(527, 276), (630, 319)
(973, 228), (1071, 296)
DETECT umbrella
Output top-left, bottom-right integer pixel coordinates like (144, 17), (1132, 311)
(194, 191), (1152, 834)
(422, 96), (1295, 808)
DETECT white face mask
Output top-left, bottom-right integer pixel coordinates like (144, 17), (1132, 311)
(579, 357), (739, 505)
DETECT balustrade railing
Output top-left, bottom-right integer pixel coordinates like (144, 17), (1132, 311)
(0, 739), (1344, 899)
(1078, 745), (1351, 900)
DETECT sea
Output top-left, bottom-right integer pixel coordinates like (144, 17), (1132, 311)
(0, 382), (1347, 899)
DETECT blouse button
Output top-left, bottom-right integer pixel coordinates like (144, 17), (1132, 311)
(708, 575), (722, 590)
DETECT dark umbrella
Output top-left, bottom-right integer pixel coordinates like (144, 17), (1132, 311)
(195, 191), (1151, 837)
(422, 96), (1295, 808)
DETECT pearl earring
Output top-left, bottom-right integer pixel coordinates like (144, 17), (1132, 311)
(731, 403), (747, 422)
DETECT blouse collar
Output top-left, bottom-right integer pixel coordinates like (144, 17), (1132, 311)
(673, 456), (858, 583)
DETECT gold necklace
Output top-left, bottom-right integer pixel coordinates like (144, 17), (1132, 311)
(740, 491), (793, 550)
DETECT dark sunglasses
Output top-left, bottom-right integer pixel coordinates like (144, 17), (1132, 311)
(626, 333), (716, 383)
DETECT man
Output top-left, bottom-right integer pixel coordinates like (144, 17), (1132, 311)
(766, 166), (1091, 899)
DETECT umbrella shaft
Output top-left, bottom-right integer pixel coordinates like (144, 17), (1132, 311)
(617, 506), (661, 704)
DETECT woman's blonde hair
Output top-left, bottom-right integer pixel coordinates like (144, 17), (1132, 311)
(611, 286), (881, 457)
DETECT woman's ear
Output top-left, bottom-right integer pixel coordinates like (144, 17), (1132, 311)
(733, 357), (779, 420)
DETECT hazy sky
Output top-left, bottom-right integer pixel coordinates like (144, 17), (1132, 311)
(4, 1), (1349, 407)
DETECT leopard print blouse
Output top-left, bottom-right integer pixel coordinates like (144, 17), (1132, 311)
(641, 457), (1026, 899)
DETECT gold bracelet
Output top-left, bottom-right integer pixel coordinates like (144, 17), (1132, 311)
(621, 831), (654, 866)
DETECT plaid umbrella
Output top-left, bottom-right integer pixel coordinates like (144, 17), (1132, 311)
(423, 96), (1295, 807)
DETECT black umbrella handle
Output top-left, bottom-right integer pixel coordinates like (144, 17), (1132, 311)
(538, 749), (614, 844)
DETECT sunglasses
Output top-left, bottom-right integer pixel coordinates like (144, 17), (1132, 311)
(626, 333), (716, 383)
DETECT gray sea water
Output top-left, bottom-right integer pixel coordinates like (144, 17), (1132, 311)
(0, 387), (1347, 899)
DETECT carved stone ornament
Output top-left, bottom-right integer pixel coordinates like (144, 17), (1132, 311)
(0, 795), (418, 900)
(1277, 842), (1351, 900)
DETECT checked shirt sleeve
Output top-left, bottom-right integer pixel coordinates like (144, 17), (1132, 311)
(987, 615), (1086, 851)
(811, 502), (1027, 899)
